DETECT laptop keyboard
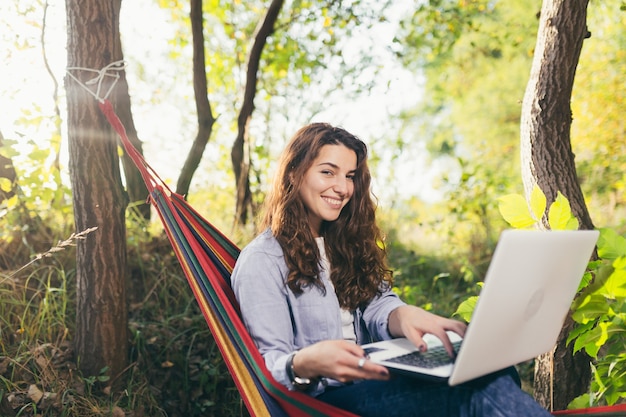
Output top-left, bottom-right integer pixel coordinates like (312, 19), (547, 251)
(374, 340), (462, 369)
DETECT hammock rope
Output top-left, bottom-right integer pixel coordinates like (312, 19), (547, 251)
(67, 63), (625, 417)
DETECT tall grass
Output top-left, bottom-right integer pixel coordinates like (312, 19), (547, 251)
(1, 225), (247, 417)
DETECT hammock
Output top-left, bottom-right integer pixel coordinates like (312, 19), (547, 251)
(91, 90), (625, 416)
(97, 99), (359, 417)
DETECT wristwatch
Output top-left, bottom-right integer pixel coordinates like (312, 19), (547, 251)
(286, 351), (313, 390)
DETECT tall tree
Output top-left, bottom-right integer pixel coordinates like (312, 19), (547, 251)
(65, 0), (129, 384)
(520, 0), (593, 410)
(176, 0), (216, 199)
(231, 0), (284, 225)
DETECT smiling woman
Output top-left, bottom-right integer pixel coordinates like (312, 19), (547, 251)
(230, 122), (553, 417)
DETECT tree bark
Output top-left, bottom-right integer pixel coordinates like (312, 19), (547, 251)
(65, 0), (129, 385)
(520, 0), (593, 410)
(176, 0), (216, 198)
(231, 0), (284, 225)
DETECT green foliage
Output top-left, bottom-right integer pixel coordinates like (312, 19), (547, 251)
(464, 186), (626, 408)
(0, 138), (70, 215)
(384, 220), (480, 317)
(567, 227), (626, 406)
(0, 137), (73, 272)
(391, 1), (542, 288)
(571, 0), (626, 228)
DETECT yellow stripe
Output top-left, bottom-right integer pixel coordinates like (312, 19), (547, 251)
(183, 261), (271, 417)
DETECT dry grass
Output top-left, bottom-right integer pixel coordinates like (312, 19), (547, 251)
(1, 226), (248, 417)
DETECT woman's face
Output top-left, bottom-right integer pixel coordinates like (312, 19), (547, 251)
(298, 144), (356, 236)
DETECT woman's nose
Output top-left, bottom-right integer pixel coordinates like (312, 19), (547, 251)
(333, 177), (349, 194)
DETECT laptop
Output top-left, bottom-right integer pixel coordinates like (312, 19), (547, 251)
(362, 229), (599, 386)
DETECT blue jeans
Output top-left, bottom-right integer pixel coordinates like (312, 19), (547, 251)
(316, 368), (552, 417)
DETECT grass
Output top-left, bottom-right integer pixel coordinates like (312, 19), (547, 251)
(1, 226), (248, 417)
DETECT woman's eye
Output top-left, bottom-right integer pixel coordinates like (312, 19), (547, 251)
(346, 174), (355, 181)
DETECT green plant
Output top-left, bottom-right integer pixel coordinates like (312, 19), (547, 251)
(456, 185), (626, 408)
(567, 228), (626, 407)
(82, 367), (110, 397)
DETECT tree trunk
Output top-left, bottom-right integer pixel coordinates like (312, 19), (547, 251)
(65, 0), (129, 385)
(231, 0), (284, 225)
(520, 0), (593, 410)
(176, 0), (216, 198)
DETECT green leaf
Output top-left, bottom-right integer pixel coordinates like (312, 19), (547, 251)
(497, 194), (536, 228)
(566, 216), (580, 230)
(567, 394), (592, 410)
(580, 323), (609, 357)
(453, 295), (478, 322)
(5, 194), (18, 209)
(0, 139), (20, 158)
(568, 321), (595, 346)
(599, 266), (626, 299)
(572, 294), (612, 323)
(548, 192), (576, 230)
(597, 228), (626, 261)
(578, 270), (594, 292)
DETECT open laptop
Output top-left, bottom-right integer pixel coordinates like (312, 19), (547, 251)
(363, 229), (599, 386)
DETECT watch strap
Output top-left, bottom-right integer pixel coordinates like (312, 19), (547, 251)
(286, 351), (313, 390)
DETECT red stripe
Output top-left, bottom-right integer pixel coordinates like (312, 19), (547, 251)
(552, 404), (626, 416)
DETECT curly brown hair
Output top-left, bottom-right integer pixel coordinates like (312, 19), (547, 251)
(260, 123), (393, 311)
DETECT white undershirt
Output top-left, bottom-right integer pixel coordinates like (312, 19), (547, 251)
(316, 237), (357, 343)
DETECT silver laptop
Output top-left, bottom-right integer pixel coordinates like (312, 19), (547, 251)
(363, 229), (599, 386)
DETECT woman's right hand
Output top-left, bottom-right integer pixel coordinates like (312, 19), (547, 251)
(291, 340), (390, 383)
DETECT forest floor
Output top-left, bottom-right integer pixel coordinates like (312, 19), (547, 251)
(1, 234), (247, 417)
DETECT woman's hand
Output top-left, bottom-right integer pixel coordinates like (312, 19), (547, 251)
(388, 305), (467, 358)
(292, 340), (390, 383)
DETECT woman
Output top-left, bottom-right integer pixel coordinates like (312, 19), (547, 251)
(231, 123), (551, 416)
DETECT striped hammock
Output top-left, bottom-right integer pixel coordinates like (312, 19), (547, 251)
(98, 99), (626, 417)
(99, 99), (357, 416)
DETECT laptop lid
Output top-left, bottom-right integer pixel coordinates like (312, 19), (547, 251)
(364, 229), (599, 386)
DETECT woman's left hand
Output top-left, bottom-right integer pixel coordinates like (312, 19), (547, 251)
(387, 305), (467, 358)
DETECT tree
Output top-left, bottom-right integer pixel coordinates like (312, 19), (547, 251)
(176, 0), (216, 199)
(231, 0), (284, 225)
(161, 0), (392, 226)
(65, 0), (129, 384)
(395, 0), (606, 408)
(520, 0), (593, 410)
